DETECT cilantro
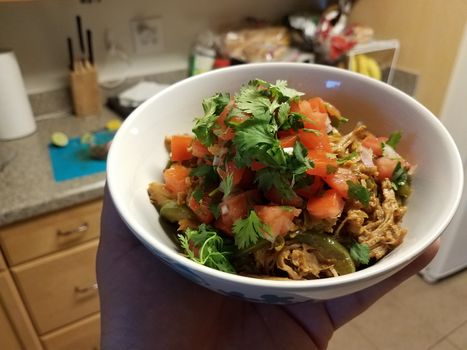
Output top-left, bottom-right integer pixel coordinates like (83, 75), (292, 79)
(232, 211), (270, 249)
(255, 79), (304, 102)
(280, 112), (305, 131)
(192, 93), (230, 146)
(330, 115), (349, 128)
(191, 186), (204, 202)
(391, 161), (409, 190)
(347, 181), (371, 206)
(234, 82), (274, 121)
(276, 102), (291, 126)
(179, 224), (235, 273)
(255, 168), (295, 199)
(190, 165), (220, 189)
(337, 151), (358, 164)
(302, 128), (321, 135)
(209, 202), (221, 219)
(350, 242), (371, 265)
(288, 141), (313, 175)
(386, 131), (402, 149)
(293, 172), (314, 189)
(219, 173), (234, 198)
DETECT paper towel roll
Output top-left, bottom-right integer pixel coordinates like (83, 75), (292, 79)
(0, 49), (36, 140)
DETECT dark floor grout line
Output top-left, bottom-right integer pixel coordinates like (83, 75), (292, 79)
(426, 319), (467, 350)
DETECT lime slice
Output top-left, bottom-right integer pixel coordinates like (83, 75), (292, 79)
(106, 119), (122, 132)
(51, 132), (69, 147)
(80, 132), (94, 144)
(296, 232), (356, 275)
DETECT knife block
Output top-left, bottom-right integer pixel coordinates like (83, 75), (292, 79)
(69, 63), (102, 117)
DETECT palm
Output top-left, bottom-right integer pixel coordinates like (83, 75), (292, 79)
(97, 189), (438, 350)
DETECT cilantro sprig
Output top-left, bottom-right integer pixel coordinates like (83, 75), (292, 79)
(347, 181), (371, 206)
(179, 224), (235, 273)
(350, 242), (371, 265)
(386, 131), (402, 149)
(233, 211), (271, 249)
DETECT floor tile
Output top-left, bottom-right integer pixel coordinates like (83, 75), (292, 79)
(446, 321), (467, 349)
(429, 339), (462, 350)
(328, 323), (379, 350)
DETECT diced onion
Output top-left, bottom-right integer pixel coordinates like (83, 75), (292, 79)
(326, 116), (333, 133)
(382, 144), (402, 160)
(221, 204), (229, 215)
(360, 146), (374, 167)
(283, 147), (294, 155)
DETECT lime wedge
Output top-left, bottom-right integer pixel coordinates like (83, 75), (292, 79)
(106, 119), (122, 132)
(51, 132), (69, 147)
(80, 132), (94, 145)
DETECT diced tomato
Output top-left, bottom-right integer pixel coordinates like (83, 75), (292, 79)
(215, 190), (260, 235)
(292, 100), (328, 130)
(238, 168), (255, 189)
(298, 128), (331, 151)
(306, 150), (337, 177)
(277, 129), (297, 139)
(187, 195), (213, 224)
(254, 205), (302, 237)
(324, 167), (357, 198)
(217, 161), (245, 186)
(191, 139), (210, 158)
(375, 157), (398, 181)
(362, 134), (388, 157)
(306, 189), (344, 219)
(163, 164), (190, 194)
(307, 97), (327, 113)
(295, 176), (324, 199)
(264, 187), (304, 207)
(279, 134), (298, 148)
(251, 161), (267, 171)
(170, 135), (193, 161)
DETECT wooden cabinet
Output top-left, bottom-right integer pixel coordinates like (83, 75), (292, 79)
(0, 199), (102, 350)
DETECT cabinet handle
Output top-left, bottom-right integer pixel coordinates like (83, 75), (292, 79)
(74, 283), (98, 294)
(57, 222), (89, 236)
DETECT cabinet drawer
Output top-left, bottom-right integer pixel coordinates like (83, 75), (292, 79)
(0, 301), (22, 350)
(41, 313), (100, 350)
(12, 239), (100, 334)
(0, 200), (102, 266)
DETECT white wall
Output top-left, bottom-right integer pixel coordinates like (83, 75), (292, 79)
(0, 0), (309, 94)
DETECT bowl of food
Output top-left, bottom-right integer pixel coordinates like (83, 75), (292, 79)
(107, 63), (463, 303)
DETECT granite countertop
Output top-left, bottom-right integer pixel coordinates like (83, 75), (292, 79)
(0, 109), (119, 227)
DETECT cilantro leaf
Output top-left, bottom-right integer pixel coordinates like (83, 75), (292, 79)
(347, 181), (371, 206)
(391, 161), (409, 190)
(287, 140), (313, 175)
(255, 168), (296, 199)
(219, 173), (234, 198)
(209, 202), (221, 220)
(191, 186), (204, 202)
(280, 112), (305, 131)
(233, 211), (270, 249)
(179, 224), (235, 273)
(276, 102), (291, 126)
(193, 93), (230, 146)
(190, 165), (220, 189)
(386, 131), (402, 149)
(350, 242), (371, 265)
(235, 82), (273, 121)
(255, 79), (304, 101)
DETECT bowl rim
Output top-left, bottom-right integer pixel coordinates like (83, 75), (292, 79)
(107, 62), (464, 290)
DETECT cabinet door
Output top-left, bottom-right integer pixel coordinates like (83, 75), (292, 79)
(0, 271), (42, 350)
(0, 250), (6, 271)
(0, 200), (102, 266)
(0, 301), (22, 350)
(41, 313), (100, 350)
(12, 239), (100, 334)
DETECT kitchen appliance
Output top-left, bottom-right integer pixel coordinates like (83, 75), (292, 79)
(420, 23), (467, 282)
(0, 49), (36, 140)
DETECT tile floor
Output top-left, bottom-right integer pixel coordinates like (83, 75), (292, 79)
(327, 268), (467, 350)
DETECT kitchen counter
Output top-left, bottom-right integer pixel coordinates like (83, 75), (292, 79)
(0, 109), (118, 226)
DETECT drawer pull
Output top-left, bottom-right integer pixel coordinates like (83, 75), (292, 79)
(74, 283), (98, 294)
(57, 222), (89, 236)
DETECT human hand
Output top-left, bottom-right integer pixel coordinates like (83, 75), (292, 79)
(96, 187), (439, 350)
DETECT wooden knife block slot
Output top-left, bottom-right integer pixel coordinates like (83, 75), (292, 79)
(69, 64), (102, 117)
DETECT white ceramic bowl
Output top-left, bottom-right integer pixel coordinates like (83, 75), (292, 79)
(107, 63), (463, 303)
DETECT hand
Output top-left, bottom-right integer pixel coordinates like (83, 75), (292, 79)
(96, 187), (439, 350)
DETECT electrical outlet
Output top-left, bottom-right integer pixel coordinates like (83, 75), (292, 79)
(130, 17), (164, 54)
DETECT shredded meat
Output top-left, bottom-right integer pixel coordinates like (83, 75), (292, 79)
(346, 179), (407, 259)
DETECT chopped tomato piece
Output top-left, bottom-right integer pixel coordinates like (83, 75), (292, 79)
(295, 176), (324, 199)
(217, 161), (245, 186)
(307, 97), (327, 113)
(191, 139), (210, 158)
(291, 100), (328, 131)
(375, 157), (398, 181)
(298, 128), (331, 151)
(306, 150), (337, 177)
(362, 134), (388, 157)
(215, 190), (260, 235)
(254, 205), (301, 237)
(279, 134), (298, 148)
(277, 129), (297, 139)
(324, 167), (357, 198)
(307, 189), (344, 219)
(251, 161), (267, 171)
(170, 135), (193, 161)
(187, 195), (213, 224)
(163, 164), (190, 194)
(264, 187), (304, 207)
